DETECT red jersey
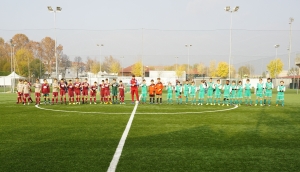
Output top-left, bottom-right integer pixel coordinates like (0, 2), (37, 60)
(41, 83), (50, 94)
(130, 79), (138, 88)
(74, 82), (81, 91)
(82, 82), (89, 91)
(90, 85), (98, 92)
(119, 84), (125, 94)
(59, 82), (66, 90)
(104, 82), (110, 90)
(67, 84), (74, 92)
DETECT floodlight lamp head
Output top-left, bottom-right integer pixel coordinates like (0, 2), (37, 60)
(274, 44), (280, 48)
(56, 7), (62, 11)
(47, 6), (53, 11)
(289, 17), (294, 24)
(224, 6), (230, 11)
(233, 6), (239, 12)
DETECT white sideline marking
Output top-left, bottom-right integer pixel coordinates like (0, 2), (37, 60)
(107, 99), (140, 172)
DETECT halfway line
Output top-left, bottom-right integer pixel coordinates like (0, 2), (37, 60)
(107, 97), (140, 172)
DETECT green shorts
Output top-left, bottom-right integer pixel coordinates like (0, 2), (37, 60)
(207, 90), (213, 97)
(265, 91), (272, 97)
(167, 93), (173, 99)
(141, 93), (147, 98)
(198, 92), (205, 99)
(256, 92), (263, 98)
(276, 94), (284, 101)
(184, 91), (189, 97)
(112, 90), (118, 96)
(43, 93), (49, 97)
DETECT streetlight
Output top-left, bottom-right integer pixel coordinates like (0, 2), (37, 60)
(47, 6), (62, 79)
(274, 44), (280, 79)
(97, 44), (104, 75)
(224, 6), (239, 80)
(185, 45), (192, 79)
(120, 56), (124, 78)
(288, 17), (294, 70)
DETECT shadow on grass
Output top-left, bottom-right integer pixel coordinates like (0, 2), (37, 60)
(118, 117), (300, 172)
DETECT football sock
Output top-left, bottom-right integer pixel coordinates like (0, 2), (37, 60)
(282, 101), (284, 106)
(94, 98), (96, 102)
(268, 99), (271, 105)
(160, 98), (162, 103)
(185, 97), (188, 103)
(260, 100), (262, 105)
(264, 99), (266, 104)
(64, 98), (66, 103)
(256, 100), (258, 104)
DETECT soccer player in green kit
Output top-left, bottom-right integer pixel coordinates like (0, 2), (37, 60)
(230, 81), (237, 105)
(255, 78), (265, 106)
(236, 81), (243, 106)
(276, 81), (285, 107)
(140, 79), (148, 104)
(214, 79), (222, 105)
(264, 78), (274, 106)
(244, 79), (253, 106)
(183, 80), (190, 104)
(175, 81), (183, 104)
(206, 78), (214, 105)
(166, 82), (174, 104)
(189, 81), (197, 105)
(197, 80), (206, 105)
(111, 79), (119, 104)
(222, 80), (231, 106)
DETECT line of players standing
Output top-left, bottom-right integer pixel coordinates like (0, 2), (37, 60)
(16, 77), (126, 105)
(139, 77), (286, 107)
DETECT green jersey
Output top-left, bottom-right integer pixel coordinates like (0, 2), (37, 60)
(167, 85), (173, 93)
(189, 85), (197, 96)
(244, 83), (252, 97)
(256, 82), (264, 97)
(198, 84), (206, 99)
(183, 84), (190, 97)
(207, 82), (214, 97)
(214, 83), (222, 97)
(175, 85), (182, 96)
(277, 85), (285, 100)
(141, 83), (148, 94)
(231, 85), (237, 98)
(111, 82), (119, 96)
(223, 84), (231, 98)
(236, 85), (243, 98)
(265, 82), (273, 97)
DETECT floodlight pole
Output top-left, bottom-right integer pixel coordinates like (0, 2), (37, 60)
(48, 6), (62, 79)
(288, 17), (294, 70)
(97, 44), (104, 75)
(185, 45), (192, 79)
(121, 56), (124, 78)
(225, 6), (239, 80)
(274, 44), (280, 79)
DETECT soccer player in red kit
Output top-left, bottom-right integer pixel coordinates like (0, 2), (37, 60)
(119, 80), (125, 104)
(41, 79), (50, 105)
(104, 78), (112, 104)
(67, 80), (75, 104)
(33, 79), (41, 105)
(22, 80), (31, 105)
(59, 79), (67, 104)
(52, 78), (59, 104)
(130, 75), (139, 104)
(74, 78), (81, 104)
(82, 78), (89, 104)
(16, 79), (24, 104)
(99, 80), (105, 104)
(90, 81), (98, 104)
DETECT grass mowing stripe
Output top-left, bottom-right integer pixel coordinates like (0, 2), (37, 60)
(107, 97), (141, 172)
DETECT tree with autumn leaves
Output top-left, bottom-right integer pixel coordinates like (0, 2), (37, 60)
(0, 33), (63, 78)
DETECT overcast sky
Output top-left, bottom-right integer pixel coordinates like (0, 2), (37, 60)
(1, 0), (299, 73)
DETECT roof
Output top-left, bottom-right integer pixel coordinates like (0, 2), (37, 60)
(280, 75), (300, 79)
(121, 65), (150, 73)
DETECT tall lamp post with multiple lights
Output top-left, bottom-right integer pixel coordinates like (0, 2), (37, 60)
(274, 44), (280, 79)
(185, 45), (192, 79)
(288, 17), (294, 70)
(224, 6), (239, 80)
(97, 44), (104, 75)
(47, 6), (62, 78)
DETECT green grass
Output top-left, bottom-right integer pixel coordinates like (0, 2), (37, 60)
(0, 90), (300, 171)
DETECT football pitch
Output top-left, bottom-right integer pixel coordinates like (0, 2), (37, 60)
(0, 91), (300, 171)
